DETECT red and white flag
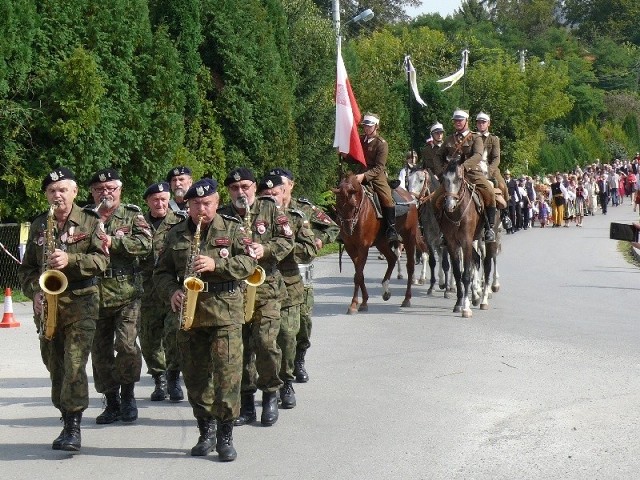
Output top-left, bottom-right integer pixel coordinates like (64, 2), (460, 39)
(333, 37), (366, 167)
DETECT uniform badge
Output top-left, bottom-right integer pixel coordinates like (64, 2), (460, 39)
(215, 237), (231, 246)
(196, 186), (205, 196)
(266, 179), (273, 188)
(99, 173), (107, 182)
(283, 224), (293, 237)
(233, 172), (241, 181)
(115, 230), (125, 238)
(247, 245), (257, 259)
(256, 221), (266, 235)
(219, 248), (229, 259)
(173, 168), (180, 176)
(50, 171), (59, 182)
(158, 184), (164, 192)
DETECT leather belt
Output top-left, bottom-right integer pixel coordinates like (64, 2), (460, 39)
(67, 277), (98, 290)
(103, 267), (140, 279)
(177, 278), (238, 293)
(258, 264), (279, 276)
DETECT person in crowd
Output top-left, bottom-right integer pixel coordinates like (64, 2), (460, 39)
(166, 166), (193, 212)
(90, 168), (152, 425)
(398, 150), (418, 191)
(550, 173), (567, 226)
(517, 177), (529, 230)
(343, 113), (401, 244)
(154, 178), (257, 461)
(139, 181), (186, 402)
(258, 172), (317, 409)
(218, 167), (294, 428)
(575, 178), (587, 227)
(18, 167), (109, 452)
(597, 173), (609, 215)
(608, 168), (619, 207)
(563, 176), (576, 227)
(536, 194), (550, 228)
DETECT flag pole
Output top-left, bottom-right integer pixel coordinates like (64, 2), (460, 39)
(406, 56), (414, 155)
(461, 47), (469, 106)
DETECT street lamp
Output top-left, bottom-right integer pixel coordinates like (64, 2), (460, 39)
(333, 1), (374, 37)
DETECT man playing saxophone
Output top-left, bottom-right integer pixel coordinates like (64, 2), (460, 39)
(154, 178), (257, 461)
(18, 167), (109, 452)
(218, 167), (294, 427)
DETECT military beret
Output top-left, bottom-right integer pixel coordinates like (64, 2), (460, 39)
(143, 181), (170, 200)
(183, 178), (218, 200)
(165, 166), (192, 182)
(224, 167), (256, 186)
(89, 168), (120, 185)
(42, 167), (76, 192)
(258, 174), (284, 192)
(268, 167), (294, 180)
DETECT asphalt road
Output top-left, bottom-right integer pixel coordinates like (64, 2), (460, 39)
(1, 202), (639, 479)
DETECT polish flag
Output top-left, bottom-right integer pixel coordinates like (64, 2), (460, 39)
(333, 37), (366, 167)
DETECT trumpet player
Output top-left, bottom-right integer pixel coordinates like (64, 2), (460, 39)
(218, 167), (294, 427)
(18, 167), (109, 452)
(89, 168), (152, 425)
(154, 178), (257, 461)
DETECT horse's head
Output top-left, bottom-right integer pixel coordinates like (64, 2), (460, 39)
(332, 174), (361, 214)
(442, 161), (466, 212)
(407, 169), (428, 198)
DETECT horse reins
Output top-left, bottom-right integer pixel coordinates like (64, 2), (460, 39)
(336, 184), (366, 236)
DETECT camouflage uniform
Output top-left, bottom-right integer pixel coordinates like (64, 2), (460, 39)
(139, 210), (185, 377)
(290, 198), (339, 373)
(217, 197), (294, 395)
(153, 214), (257, 421)
(18, 204), (108, 413)
(276, 204), (317, 394)
(91, 204), (152, 395)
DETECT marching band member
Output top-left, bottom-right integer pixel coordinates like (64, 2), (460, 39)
(166, 165), (193, 212)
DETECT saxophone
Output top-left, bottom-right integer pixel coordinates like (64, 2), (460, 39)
(39, 202), (69, 340)
(178, 216), (205, 331)
(239, 196), (266, 322)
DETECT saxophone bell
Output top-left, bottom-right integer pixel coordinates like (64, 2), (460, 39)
(179, 215), (204, 331)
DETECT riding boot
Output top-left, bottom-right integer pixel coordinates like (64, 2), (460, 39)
(191, 417), (216, 456)
(150, 372), (168, 401)
(216, 420), (238, 462)
(484, 207), (496, 243)
(294, 349), (309, 383)
(52, 411), (67, 450)
(279, 381), (296, 409)
(60, 411), (82, 452)
(120, 383), (138, 423)
(233, 393), (257, 426)
(261, 391), (279, 426)
(96, 390), (121, 424)
(166, 370), (184, 402)
(382, 206), (402, 244)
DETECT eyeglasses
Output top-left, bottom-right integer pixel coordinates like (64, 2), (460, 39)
(92, 185), (120, 194)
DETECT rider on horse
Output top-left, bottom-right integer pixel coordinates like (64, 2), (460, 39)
(343, 113), (401, 245)
(422, 122), (446, 176)
(432, 109), (497, 243)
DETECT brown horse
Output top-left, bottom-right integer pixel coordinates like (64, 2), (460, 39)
(436, 160), (493, 318)
(332, 174), (426, 314)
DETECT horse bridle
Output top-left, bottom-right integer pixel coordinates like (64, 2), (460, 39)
(441, 178), (475, 227)
(336, 183), (366, 236)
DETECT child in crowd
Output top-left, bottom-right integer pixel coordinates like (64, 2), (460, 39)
(537, 194), (550, 227)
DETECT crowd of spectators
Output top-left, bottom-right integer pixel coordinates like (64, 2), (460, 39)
(502, 154), (640, 233)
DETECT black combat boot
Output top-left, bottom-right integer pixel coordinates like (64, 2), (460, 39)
(233, 393), (256, 426)
(52, 411), (67, 450)
(96, 390), (121, 424)
(216, 420), (237, 462)
(166, 370), (184, 402)
(120, 383), (138, 423)
(150, 372), (168, 401)
(60, 411), (82, 452)
(261, 391), (279, 426)
(191, 417), (216, 456)
(279, 381), (296, 409)
(382, 206), (402, 245)
(484, 207), (496, 243)
(294, 350), (309, 383)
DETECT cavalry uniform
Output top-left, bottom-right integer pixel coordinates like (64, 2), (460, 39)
(291, 197), (339, 382)
(140, 206), (186, 401)
(478, 131), (507, 201)
(422, 140), (447, 177)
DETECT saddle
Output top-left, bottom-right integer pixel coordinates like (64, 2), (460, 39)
(435, 180), (484, 215)
(363, 183), (415, 219)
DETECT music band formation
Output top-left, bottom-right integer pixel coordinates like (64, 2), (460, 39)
(17, 164), (339, 461)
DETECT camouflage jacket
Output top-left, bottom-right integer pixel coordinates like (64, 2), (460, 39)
(140, 209), (186, 301)
(153, 213), (257, 328)
(18, 204), (109, 325)
(96, 203), (152, 308)
(292, 198), (340, 249)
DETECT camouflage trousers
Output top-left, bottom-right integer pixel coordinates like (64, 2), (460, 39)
(277, 304), (301, 382)
(241, 297), (283, 394)
(40, 314), (97, 413)
(178, 325), (243, 421)
(296, 285), (314, 354)
(139, 299), (179, 375)
(92, 299), (143, 393)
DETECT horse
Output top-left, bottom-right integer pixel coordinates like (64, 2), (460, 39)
(436, 160), (498, 317)
(332, 174), (426, 314)
(406, 168), (454, 297)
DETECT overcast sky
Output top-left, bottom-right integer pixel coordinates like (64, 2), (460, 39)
(404, 0), (463, 18)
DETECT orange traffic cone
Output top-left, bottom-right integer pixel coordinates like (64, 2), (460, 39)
(1, 288), (20, 328)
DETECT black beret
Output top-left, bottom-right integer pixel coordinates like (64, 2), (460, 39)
(165, 166), (192, 182)
(268, 167), (294, 180)
(224, 167), (256, 186)
(258, 174), (284, 192)
(183, 178), (219, 200)
(42, 167), (76, 192)
(143, 181), (170, 200)
(89, 168), (120, 185)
